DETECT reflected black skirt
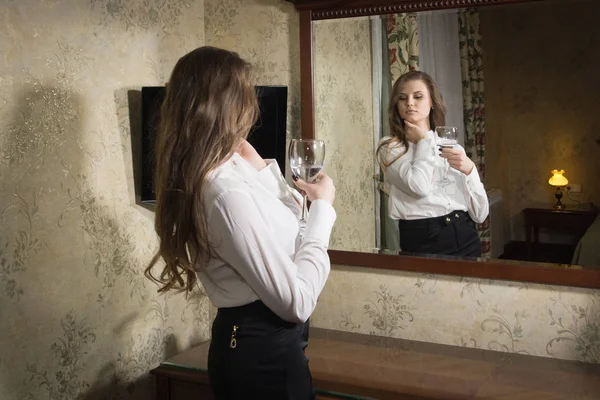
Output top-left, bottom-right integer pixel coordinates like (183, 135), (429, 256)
(399, 210), (482, 257)
(208, 300), (315, 400)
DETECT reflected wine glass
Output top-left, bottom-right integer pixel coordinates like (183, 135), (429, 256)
(288, 139), (326, 222)
(435, 126), (458, 186)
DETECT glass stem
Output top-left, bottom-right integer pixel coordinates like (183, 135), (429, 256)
(301, 194), (307, 222)
(444, 159), (450, 182)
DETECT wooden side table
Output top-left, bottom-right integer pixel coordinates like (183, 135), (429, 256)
(523, 205), (597, 261)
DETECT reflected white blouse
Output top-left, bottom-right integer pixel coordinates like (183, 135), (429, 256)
(196, 153), (336, 324)
(379, 131), (489, 223)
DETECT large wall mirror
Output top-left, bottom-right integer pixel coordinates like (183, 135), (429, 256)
(288, 0), (600, 288)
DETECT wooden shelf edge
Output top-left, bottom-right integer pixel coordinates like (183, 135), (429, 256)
(328, 250), (600, 289)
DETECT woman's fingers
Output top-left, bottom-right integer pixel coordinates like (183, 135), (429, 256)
(292, 172), (335, 205)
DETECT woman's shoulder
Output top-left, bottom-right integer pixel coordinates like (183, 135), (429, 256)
(204, 162), (250, 206)
(378, 136), (406, 152)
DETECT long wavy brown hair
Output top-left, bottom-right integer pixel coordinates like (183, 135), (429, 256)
(145, 46), (259, 293)
(377, 71), (446, 169)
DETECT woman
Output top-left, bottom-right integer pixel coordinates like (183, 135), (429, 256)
(377, 71), (488, 257)
(145, 46), (336, 399)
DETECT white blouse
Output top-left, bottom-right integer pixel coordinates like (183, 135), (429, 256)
(196, 152), (336, 324)
(379, 131), (489, 223)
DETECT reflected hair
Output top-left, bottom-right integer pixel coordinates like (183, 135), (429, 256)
(145, 46), (259, 293)
(377, 70), (446, 169)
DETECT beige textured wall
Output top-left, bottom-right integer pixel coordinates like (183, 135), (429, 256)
(311, 265), (600, 363)
(313, 17), (376, 253)
(0, 1), (210, 399)
(482, 0), (600, 242)
(1, 5), (598, 400)
(204, 0), (301, 138)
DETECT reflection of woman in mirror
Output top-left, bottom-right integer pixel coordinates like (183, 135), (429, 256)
(376, 71), (488, 257)
(145, 46), (337, 399)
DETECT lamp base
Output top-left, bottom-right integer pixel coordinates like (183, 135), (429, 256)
(554, 187), (565, 209)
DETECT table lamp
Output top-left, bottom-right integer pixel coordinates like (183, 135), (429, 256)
(548, 169), (568, 209)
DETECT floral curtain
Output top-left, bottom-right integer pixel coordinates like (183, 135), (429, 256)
(386, 13), (419, 83)
(459, 9), (491, 257)
(380, 13), (420, 251)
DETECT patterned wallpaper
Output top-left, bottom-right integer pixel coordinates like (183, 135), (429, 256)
(311, 266), (600, 363)
(313, 17), (377, 253)
(1, 3), (598, 400)
(0, 1), (210, 399)
(482, 0), (600, 242)
(204, 0), (301, 138)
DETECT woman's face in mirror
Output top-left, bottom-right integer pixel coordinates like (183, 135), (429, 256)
(396, 79), (432, 127)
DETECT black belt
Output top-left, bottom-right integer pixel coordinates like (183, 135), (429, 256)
(399, 210), (472, 229)
(216, 300), (298, 328)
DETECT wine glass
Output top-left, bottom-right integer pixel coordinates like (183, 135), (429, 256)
(435, 126), (458, 186)
(288, 139), (326, 222)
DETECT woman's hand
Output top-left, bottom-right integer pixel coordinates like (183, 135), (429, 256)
(404, 120), (429, 144)
(440, 148), (474, 175)
(236, 140), (267, 170)
(293, 172), (335, 205)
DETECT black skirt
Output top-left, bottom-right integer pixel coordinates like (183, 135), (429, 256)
(208, 300), (315, 400)
(399, 210), (482, 257)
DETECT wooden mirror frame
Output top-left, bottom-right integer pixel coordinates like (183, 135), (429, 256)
(285, 0), (600, 289)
